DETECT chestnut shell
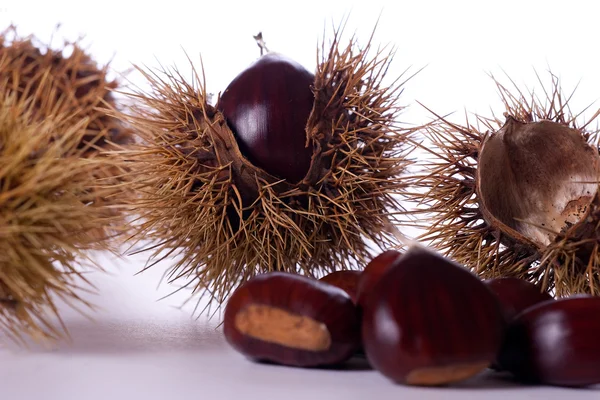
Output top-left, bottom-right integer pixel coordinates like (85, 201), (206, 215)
(498, 296), (600, 386)
(362, 246), (505, 385)
(319, 270), (362, 304)
(484, 277), (553, 321)
(223, 272), (361, 367)
(218, 53), (315, 183)
(356, 249), (402, 308)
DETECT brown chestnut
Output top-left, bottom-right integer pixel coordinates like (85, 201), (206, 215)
(224, 272), (361, 367)
(362, 246), (505, 386)
(484, 278), (553, 371)
(319, 270), (361, 303)
(218, 53), (315, 183)
(484, 277), (553, 321)
(356, 250), (402, 308)
(498, 296), (600, 386)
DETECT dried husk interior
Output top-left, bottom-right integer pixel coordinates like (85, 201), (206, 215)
(411, 73), (600, 295)
(120, 30), (411, 309)
(477, 117), (599, 248)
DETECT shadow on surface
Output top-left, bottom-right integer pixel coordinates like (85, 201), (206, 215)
(7, 317), (228, 355)
(253, 354), (373, 372)
(440, 370), (540, 390)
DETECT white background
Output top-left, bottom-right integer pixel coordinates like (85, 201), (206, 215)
(1, 0), (600, 399)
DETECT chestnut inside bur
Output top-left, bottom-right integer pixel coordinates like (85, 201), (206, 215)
(498, 296), (600, 387)
(485, 278), (553, 321)
(224, 272), (361, 367)
(356, 250), (402, 308)
(362, 246), (505, 386)
(319, 270), (362, 303)
(218, 53), (315, 183)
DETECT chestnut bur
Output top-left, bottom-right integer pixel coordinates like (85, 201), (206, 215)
(498, 296), (600, 387)
(224, 272), (361, 367)
(122, 29), (408, 308)
(0, 28), (130, 342)
(362, 246), (505, 386)
(409, 75), (600, 298)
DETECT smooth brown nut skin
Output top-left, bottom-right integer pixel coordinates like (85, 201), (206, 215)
(218, 53), (315, 183)
(485, 278), (553, 321)
(498, 296), (600, 387)
(319, 270), (362, 303)
(224, 272), (361, 367)
(484, 278), (553, 371)
(362, 246), (505, 385)
(356, 250), (402, 308)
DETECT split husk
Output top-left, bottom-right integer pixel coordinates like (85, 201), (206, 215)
(0, 28), (130, 343)
(120, 30), (412, 309)
(411, 73), (600, 296)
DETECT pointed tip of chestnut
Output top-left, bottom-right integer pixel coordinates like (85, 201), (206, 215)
(223, 272), (361, 367)
(362, 246), (505, 386)
(356, 249), (402, 308)
(498, 296), (600, 387)
(217, 53), (315, 183)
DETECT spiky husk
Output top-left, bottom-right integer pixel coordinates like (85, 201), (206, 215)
(122, 33), (411, 307)
(0, 95), (128, 343)
(0, 27), (130, 148)
(411, 73), (600, 296)
(0, 29), (131, 342)
(0, 28), (132, 232)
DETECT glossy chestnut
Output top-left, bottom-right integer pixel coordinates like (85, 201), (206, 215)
(362, 246), (505, 386)
(356, 250), (402, 308)
(484, 277), (553, 321)
(484, 277), (553, 371)
(498, 296), (600, 386)
(218, 53), (315, 183)
(319, 270), (362, 303)
(224, 272), (361, 367)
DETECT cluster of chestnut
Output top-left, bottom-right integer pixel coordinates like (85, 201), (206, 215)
(223, 246), (600, 387)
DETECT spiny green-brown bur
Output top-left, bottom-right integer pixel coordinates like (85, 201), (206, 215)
(408, 75), (600, 296)
(120, 32), (409, 309)
(0, 29), (130, 343)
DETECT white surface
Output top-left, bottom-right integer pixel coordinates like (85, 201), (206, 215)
(1, 1), (600, 399)
(1, 253), (599, 400)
